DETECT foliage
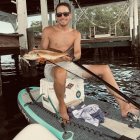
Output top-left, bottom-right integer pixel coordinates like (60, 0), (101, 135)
(74, 2), (130, 36)
(30, 2), (139, 37)
(30, 21), (42, 33)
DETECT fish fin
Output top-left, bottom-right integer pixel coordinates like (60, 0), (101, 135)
(20, 57), (31, 66)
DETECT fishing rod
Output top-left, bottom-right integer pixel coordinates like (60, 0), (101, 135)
(74, 61), (140, 110)
(21, 49), (140, 109)
(45, 59), (140, 110)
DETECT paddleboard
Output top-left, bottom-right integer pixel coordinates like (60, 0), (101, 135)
(17, 87), (140, 140)
(13, 124), (58, 140)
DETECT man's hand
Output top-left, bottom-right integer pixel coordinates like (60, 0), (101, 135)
(37, 57), (46, 64)
(49, 55), (72, 63)
(61, 55), (72, 61)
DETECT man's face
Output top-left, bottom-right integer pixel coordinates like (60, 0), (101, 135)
(56, 6), (71, 26)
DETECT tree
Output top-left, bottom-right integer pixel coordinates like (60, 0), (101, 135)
(29, 2), (136, 37)
(30, 21), (42, 33)
(75, 2), (130, 36)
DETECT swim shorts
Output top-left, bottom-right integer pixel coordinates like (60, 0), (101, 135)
(44, 62), (85, 82)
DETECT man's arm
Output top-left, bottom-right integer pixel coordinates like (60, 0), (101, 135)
(73, 31), (81, 61)
(40, 27), (50, 50)
(35, 27), (50, 64)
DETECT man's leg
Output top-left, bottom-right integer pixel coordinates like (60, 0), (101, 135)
(52, 66), (69, 123)
(83, 64), (139, 117)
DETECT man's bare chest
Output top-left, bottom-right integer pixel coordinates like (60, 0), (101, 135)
(49, 32), (75, 47)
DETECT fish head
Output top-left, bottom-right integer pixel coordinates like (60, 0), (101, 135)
(23, 51), (41, 60)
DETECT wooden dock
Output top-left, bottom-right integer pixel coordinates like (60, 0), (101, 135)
(0, 33), (132, 56)
(81, 36), (131, 48)
(0, 33), (21, 96)
(0, 33), (21, 55)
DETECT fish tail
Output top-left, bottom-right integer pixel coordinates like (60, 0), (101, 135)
(20, 57), (31, 66)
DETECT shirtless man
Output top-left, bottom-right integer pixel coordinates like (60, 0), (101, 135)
(40, 2), (139, 123)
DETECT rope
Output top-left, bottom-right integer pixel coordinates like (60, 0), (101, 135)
(25, 87), (67, 133)
(73, 0), (130, 34)
(73, 0), (106, 29)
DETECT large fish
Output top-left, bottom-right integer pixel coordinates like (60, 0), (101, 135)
(23, 50), (68, 61)
(20, 49), (68, 66)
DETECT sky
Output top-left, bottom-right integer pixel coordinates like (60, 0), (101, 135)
(0, 21), (14, 33)
(0, 14), (56, 33)
(0, 15), (42, 33)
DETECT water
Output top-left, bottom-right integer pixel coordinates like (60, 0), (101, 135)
(0, 54), (140, 140)
(0, 55), (41, 140)
(85, 64), (140, 107)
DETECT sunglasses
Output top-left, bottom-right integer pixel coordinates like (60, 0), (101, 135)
(56, 12), (70, 17)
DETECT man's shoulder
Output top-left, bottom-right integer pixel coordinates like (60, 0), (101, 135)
(71, 29), (80, 34)
(42, 26), (55, 37)
(43, 26), (55, 32)
(72, 29), (81, 37)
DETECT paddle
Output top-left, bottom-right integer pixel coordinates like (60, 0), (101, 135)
(73, 61), (140, 110)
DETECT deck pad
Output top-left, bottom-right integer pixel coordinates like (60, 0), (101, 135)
(18, 87), (140, 140)
(102, 118), (140, 139)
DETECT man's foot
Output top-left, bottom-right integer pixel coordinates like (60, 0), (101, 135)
(121, 102), (140, 118)
(59, 103), (69, 124)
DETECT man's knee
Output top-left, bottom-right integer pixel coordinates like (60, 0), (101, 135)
(53, 67), (67, 80)
(102, 65), (111, 73)
(103, 65), (110, 69)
